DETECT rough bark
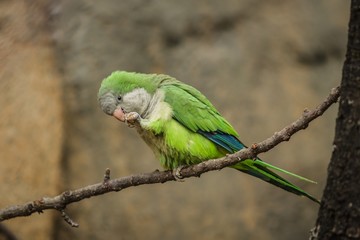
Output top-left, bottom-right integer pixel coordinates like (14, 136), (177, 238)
(313, 1), (360, 239)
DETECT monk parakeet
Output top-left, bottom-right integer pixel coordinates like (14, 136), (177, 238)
(98, 71), (319, 203)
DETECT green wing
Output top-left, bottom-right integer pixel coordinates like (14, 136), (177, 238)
(160, 80), (247, 153)
(160, 80), (239, 137)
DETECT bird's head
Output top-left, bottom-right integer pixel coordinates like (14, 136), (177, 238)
(98, 71), (158, 122)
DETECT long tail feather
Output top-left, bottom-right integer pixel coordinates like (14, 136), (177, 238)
(254, 160), (317, 184)
(232, 159), (320, 203)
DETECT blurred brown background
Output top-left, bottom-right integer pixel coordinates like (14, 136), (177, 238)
(0, 1), (349, 239)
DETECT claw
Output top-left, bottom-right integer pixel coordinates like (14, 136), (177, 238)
(124, 112), (141, 127)
(172, 166), (186, 182)
(124, 116), (134, 128)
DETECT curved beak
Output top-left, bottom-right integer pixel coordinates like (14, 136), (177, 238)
(113, 107), (125, 122)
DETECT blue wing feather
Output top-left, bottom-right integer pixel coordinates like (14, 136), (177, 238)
(198, 130), (246, 153)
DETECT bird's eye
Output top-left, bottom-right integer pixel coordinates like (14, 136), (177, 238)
(117, 96), (122, 101)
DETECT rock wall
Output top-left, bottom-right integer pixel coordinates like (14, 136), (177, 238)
(0, 1), (63, 239)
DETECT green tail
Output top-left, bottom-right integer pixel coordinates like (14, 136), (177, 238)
(232, 159), (320, 203)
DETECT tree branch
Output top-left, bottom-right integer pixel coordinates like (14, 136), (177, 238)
(0, 86), (340, 225)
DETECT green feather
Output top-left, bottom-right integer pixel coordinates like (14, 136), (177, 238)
(161, 83), (238, 136)
(99, 71), (164, 97)
(233, 160), (320, 203)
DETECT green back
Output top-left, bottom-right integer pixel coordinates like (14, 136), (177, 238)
(160, 79), (239, 137)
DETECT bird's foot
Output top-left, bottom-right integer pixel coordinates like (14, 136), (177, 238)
(124, 112), (141, 128)
(172, 165), (186, 182)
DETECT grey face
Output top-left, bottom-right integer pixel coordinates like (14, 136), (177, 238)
(98, 91), (119, 116)
(98, 88), (152, 117)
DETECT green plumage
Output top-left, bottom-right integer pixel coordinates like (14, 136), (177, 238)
(98, 71), (320, 203)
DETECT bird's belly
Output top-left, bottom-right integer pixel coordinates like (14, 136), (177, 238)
(136, 121), (225, 169)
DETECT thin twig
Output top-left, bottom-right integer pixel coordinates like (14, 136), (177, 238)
(0, 86), (340, 223)
(60, 210), (79, 228)
(103, 168), (111, 183)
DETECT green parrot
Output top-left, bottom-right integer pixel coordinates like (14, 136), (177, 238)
(98, 71), (319, 203)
